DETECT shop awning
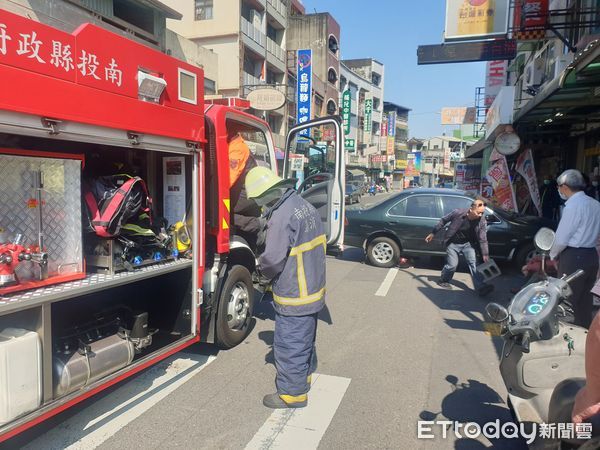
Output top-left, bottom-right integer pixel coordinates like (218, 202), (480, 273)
(464, 137), (492, 159)
(514, 40), (600, 131)
(347, 169), (366, 179)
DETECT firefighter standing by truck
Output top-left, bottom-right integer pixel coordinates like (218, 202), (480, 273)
(245, 167), (326, 409)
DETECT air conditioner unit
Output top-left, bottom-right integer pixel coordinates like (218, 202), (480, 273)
(524, 58), (544, 87)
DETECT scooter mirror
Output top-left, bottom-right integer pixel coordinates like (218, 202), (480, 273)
(534, 227), (555, 252)
(485, 302), (509, 323)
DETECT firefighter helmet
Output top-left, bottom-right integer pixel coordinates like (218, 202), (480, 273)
(245, 167), (294, 199)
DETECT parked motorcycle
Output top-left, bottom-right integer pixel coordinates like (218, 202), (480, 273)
(485, 227), (593, 449)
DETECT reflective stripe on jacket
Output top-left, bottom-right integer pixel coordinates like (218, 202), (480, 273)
(259, 189), (326, 316)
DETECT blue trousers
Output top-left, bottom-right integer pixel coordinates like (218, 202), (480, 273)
(274, 312), (318, 396)
(440, 242), (485, 290)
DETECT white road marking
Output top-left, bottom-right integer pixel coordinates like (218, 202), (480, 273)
(375, 268), (399, 297)
(23, 352), (215, 450)
(245, 373), (351, 450)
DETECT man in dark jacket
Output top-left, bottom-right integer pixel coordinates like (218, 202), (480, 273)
(425, 198), (493, 296)
(245, 166), (326, 409)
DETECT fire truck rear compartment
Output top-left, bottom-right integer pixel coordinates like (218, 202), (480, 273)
(0, 134), (199, 423)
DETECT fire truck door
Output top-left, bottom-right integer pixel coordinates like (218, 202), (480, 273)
(284, 117), (344, 246)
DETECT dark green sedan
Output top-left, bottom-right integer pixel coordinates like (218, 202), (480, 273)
(344, 188), (556, 268)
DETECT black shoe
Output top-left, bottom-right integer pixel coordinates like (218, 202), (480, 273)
(478, 284), (494, 297)
(436, 280), (451, 288)
(262, 393), (307, 409)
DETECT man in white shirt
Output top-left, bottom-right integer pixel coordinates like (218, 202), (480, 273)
(550, 169), (600, 328)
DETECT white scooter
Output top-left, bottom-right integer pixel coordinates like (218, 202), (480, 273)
(485, 228), (592, 449)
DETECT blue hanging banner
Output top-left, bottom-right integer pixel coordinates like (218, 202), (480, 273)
(296, 49), (312, 137)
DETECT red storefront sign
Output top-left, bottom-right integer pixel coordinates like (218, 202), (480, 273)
(371, 154), (388, 163)
(513, 0), (548, 41)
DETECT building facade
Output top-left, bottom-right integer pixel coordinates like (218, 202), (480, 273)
(339, 59), (384, 173)
(465, 0), (600, 213)
(287, 12), (341, 136)
(383, 101), (410, 188)
(421, 136), (471, 188)
(163, 0), (290, 147)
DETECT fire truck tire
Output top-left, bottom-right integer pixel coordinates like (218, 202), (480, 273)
(215, 265), (254, 349)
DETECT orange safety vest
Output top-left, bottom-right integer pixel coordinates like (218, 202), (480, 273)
(229, 135), (250, 188)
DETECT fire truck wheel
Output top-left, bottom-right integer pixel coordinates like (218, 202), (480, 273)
(215, 265), (254, 349)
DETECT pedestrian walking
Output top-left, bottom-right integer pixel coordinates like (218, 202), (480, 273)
(550, 169), (600, 329)
(245, 166), (326, 409)
(425, 198), (494, 296)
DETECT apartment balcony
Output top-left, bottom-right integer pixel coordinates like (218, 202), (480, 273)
(241, 17), (266, 55)
(266, 38), (286, 73)
(243, 71), (264, 89)
(267, 0), (287, 28)
(244, 0), (266, 11)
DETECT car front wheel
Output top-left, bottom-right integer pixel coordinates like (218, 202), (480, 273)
(514, 242), (537, 269)
(366, 237), (400, 268)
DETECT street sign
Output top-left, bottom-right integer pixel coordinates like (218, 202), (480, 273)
(344, 138), (355, 152)
(417, 39), (517, 65)
(342, 90), (351, 136)
(289, 153), (304, 171)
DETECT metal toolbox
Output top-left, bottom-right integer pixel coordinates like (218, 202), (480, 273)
(0, 150), (85, 295)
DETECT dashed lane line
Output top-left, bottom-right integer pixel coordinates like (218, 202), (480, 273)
(375, 268), (399, 297)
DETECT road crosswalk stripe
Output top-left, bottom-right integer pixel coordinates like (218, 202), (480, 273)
(23, 352), (215, 450)
(375, 268), (399, 297)
(245, 374), (351, 450)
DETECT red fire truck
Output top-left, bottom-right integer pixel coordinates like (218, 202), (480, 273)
(0, 9), (345, 442)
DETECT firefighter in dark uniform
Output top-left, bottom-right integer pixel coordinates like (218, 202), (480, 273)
(245, 166), (326, 409)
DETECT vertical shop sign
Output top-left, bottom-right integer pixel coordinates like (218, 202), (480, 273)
(387, 111), (396, 137)
(514, 0), (549, 41)
(485, 154), (518, 212)
(296, 49), (312, 137)
(363, 95), (373, 134)
(342, 90), (351, 135)
(515, 148), (542, 216)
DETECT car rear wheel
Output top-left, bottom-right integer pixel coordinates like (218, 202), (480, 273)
(366, 237), (400, 268)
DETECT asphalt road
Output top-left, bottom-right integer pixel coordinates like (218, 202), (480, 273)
(5, 191), (530, 450)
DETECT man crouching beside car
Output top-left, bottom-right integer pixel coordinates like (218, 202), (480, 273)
(425, 198), (494, 296)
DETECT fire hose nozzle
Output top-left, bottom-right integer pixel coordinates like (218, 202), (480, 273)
(30, 252), (48, 265)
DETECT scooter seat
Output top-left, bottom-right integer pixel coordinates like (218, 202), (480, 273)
(548, 378), (600, 446)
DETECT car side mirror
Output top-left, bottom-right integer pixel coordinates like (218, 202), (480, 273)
(485, 214), (500, 224)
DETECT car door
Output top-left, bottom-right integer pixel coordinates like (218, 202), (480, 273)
(284, 117), (345, 246)
(386, 194), (441, 254)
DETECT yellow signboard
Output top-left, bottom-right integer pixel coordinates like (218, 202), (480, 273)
(445, 0), (509, 41)
(396, 159), (407, 170)
(386, 136), (395, 156)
